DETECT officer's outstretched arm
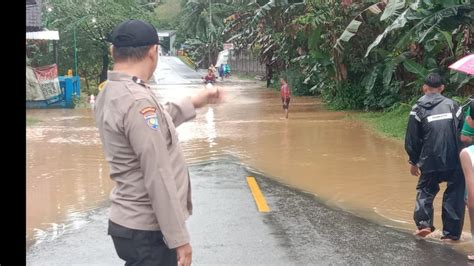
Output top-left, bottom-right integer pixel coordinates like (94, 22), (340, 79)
(124, 99), (190, 249)
(164, 86), (224, 127)
(164, 96), (196, 128)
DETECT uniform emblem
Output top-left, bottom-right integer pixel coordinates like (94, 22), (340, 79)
(140, 107), (159, 130)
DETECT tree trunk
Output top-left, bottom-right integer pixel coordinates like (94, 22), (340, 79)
(99, 45), (109, 83)
(85, 75), (90, 95)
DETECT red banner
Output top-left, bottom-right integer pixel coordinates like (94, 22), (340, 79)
(31, 64), (61, 102)
(33, 64), (58, 82)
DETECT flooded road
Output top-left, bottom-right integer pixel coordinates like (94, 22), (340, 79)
(26, 109), (114, 247)
(27, 161), (468, 265)
(161, 81), (471, 239)
(27, 56), (471, 252)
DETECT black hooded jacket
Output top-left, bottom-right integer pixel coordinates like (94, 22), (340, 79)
(405, 93), (464, 174)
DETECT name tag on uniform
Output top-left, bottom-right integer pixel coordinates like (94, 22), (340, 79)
(140, 107), (159, 130)
(427, 113), (453, 123)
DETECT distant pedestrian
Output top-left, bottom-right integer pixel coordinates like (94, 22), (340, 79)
(203, 68), (216, 84)
(218, 64), (225, 81)
(280, 77), (291, 119)
(209, 64), (217, 76)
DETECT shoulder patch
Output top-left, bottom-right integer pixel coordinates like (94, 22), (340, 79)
(140, 107), (157, 115)
(140, 107), (159, 130)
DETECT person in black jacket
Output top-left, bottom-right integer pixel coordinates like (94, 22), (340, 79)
(405, 72), (465, 240)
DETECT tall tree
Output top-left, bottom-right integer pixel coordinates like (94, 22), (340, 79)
(43, 0), (157, 86)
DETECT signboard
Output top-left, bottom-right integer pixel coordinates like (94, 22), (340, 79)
(215, 50), (230, 67)
(26, 64), (62, 104)
(26, 31), (60, 40)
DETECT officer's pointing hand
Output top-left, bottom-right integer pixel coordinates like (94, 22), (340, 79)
(191, 84), (225, 108)
(176, 243), (192, 266)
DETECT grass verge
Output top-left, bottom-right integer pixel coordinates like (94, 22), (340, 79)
(354, 103), (412, 141)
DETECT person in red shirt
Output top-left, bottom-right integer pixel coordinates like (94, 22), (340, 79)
(280, 77), (291, 119)
(202, 69), (216, 84)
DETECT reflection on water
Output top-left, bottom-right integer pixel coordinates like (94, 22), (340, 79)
(205, 107), (216, 148)
(27, 80), (472, 252)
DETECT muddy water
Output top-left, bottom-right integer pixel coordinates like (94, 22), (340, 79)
(26, 109), (114, 247)
(26, 80), (471, 251)
(159, 81), (471, 244)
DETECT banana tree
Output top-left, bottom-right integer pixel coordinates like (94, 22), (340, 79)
(367, 0), (474, 94)
(225, 0), (305, 69)
(337, 0), (473, 100)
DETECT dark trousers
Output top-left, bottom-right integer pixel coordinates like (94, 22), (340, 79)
(108, 220), (177, 266)
(414, 169), (465, 240)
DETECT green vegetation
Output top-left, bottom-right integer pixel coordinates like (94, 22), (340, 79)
(154, 0), (182, 26)
(28, 0), (160, 97)
(192, 0), (471, 140)
(174, 0), (236, 67)
(223, 0), (473, 110)
(356, 103), (413, 140)
(355, 94), (471, 140)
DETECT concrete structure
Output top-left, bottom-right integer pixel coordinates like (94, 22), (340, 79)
(157, 30), (176, 55)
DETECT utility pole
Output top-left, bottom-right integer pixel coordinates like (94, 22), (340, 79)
(208, 0), (212, 66)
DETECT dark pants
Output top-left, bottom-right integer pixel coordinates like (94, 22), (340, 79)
(414, 169), (465, 240)
(108, 220), (177, 266)
(282, 97), (290, 109)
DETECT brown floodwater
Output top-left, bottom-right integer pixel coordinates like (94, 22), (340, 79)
(26, 108), (114, 247)
(26, 80), (472, 252)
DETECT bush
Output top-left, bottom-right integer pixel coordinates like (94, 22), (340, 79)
(321, 81), (365, 110)
(357, 101), (414, 140)
(363, 80), (402, 110)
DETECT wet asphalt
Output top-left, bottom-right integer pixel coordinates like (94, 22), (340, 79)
(27, 160), (471, 265)
(152, 56), (205, 85)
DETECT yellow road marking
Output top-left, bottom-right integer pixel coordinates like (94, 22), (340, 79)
(246, 176), (270, 212)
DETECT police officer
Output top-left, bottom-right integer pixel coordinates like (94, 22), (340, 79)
(94, 19), (223, 265)
(405, 72), (465, 240)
